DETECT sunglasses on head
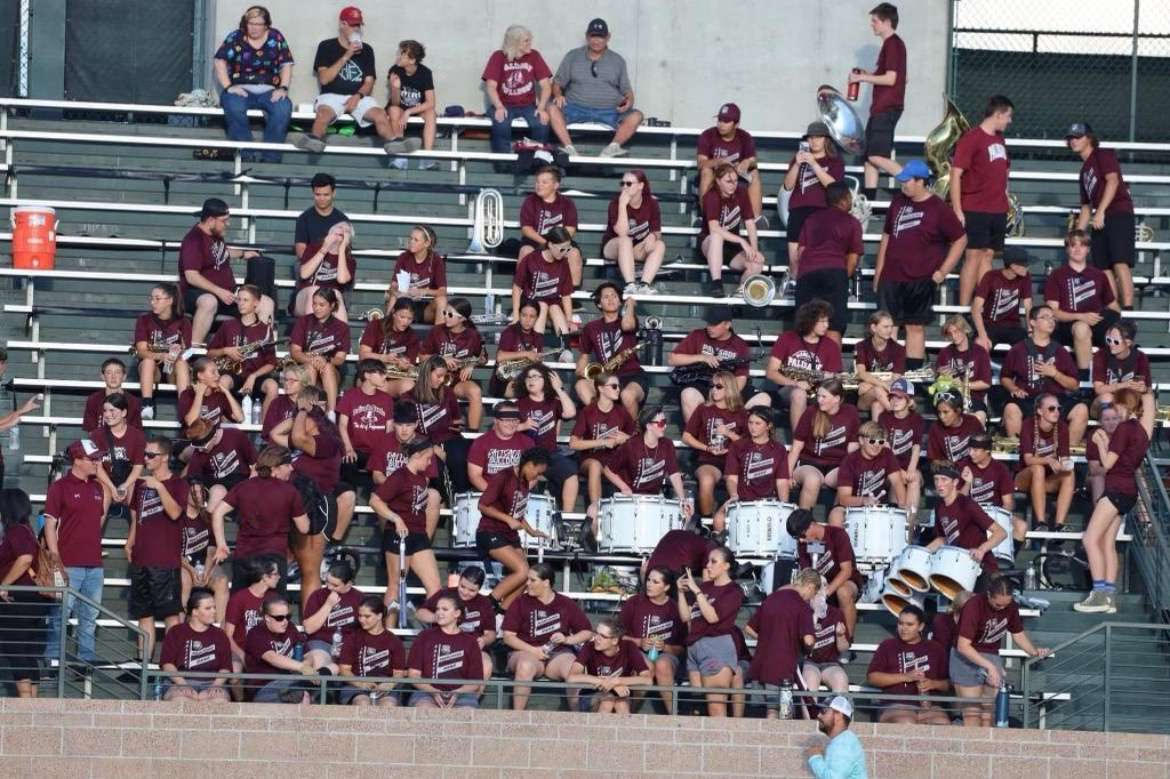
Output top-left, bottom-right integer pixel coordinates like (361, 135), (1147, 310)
(444, 310), (460, 318)
(266, 613), (289, 622)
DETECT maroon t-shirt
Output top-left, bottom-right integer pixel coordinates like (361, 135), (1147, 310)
(0, 524), (38, 587)
(82, 390), (143, 434)
(478, 467), (528, 538)
(1044, 263), (1116, 314)
(290, 314), (349, 359)
(601, 194), (662, 246)
(178, 224), (232, 300)
(673, 328), (752, 377)
(936, 343), (993, 406)
(225, 476), (306, 559)
(421, 324), (483, 361)
(644, 530), (716, 576)
(854, 337), (906, 374)
(1105, 418), (1150, 497)
(699, 187), (754, 242)
(513, 251), (573, 303)
(746, 588), (810, 685)
(867, 637), (947, 699)
(359, 319), (421, 360)
(926, 413), (985, 463)
(406, 627), (484, 691)
(208, 318), (277, 376)
(958, 593), (1023, 654)
(368, 434), (438, 480)
(878, 410), (924, 470)
(468, 430), (536, 478)
(797, 207), (863, 276)
(725, 438), (790, 500)
(224, 588), (265, 646)
(519, 192), (578, 235)
(684, 580), (744, 644)
(261, 394), (296, 443)
(961, 458), (1014, 507)
(1080, 148), (1133, 214)
(244, 624), (307, 676)
(129, 475), (190, 569)
(933, 494), (998, 573)
(974, 270), (1031, 327)
(393, 249), (447, 292)
(291, 410), (343, 493)
(881, 193), (965, 282)
(178, 387), (235, 430)
(580, 316), (642, 376)
(374, 467), (430, 535)
(1020, 419), (1070, 472)
(341, 628), (406, 677)
(697, 126), (757, 164)
(421, 587), (496, 637)
(610, 435), (680, 495)
(1092, 347), (1151, 388)
(186, 427), (256, 485)
(804, 605), (848, 664)
(576, 641), (649, 678)
(133, 313), (191, 353)
(415, 389), (462, 444)
(571, 401), (636, 469)
(931, 613), (958, 653)
(794, 404), (861, 469)
(501, 592), (592, 648)
(180, 511), (213, 561)
(44, 472), (105, 567)
(685, 404), (748, 466)
(787, 155), (847, 210)
(303, 585), (365, 645)
(870, 34), (907, 115)
(497, 323), (543, 356)
(295, 243), (354, 295)
(160, 622), (232, 673)
(516, 395), (562, 451)
(91, 424), (146, 480)
(482, 49), (551, 107)
(837, 448), (901, 499)
(1001, 339), (1078, 398)
(619, 593), (686, 647)
(953, 127), (1010, 213)
(336, 388), (395, 455)
(797, 525), (862, 588)
(769, 331), (844, 375)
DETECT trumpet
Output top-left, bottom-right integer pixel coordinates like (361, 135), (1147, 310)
(585, 344), (638, 381)
(846, 367), (935, 390)
(495, 348), (565, 380)
(467, 188), (504, 254)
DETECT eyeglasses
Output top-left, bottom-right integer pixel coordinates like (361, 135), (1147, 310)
(1105, 336), (1123, 346)
(604, 382), (620, 389)
(650, 419), (668, 428)
(865, 437), (886, 445)
(590, 61), (599, 78)
(620, 180), (636, 187)
(595, 632), (615, 640)
(266, 613), (290, 622)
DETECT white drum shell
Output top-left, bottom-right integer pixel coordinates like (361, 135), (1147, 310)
(453, 491), (559, 550)
(880, 582), (925, 617)
(726, 500), (798, 558)
(928, 545), (982, 599)
(599, 495), (684, 554)
(892, 545), (934, 593)
(845, 507), (909, 563)
(984, 506), (1014, 565)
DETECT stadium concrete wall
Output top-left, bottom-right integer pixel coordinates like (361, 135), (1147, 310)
(1, 697), (1167, 777)
(208, 0), (950, 136)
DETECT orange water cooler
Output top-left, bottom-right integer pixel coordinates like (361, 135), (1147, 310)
(11, 206), (58, 269)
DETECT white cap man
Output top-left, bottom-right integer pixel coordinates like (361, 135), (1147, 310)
(806, 695), (868, 778)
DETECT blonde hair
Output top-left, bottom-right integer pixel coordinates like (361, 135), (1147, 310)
(501, 25), (532, 61)
(859, 420), (884, 440)
(711, 370), (743, 411)
(792, 568), (823, 590)
(943, 314), (970, 337)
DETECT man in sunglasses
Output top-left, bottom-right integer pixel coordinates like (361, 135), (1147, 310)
(1092, 319), (1155, 421)
(1000, 304), (1088, 445)
(1044, 229), (1122, 381)
(828, 420), (908, 530)
(244, 593), (330, 703)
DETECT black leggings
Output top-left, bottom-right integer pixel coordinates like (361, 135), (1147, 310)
(443, 436), (474, 496)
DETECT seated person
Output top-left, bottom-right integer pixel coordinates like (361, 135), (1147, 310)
(1000, 305), (1088, 445)
(682, 371), (748, 519)
(925, 463), (1007, 593)
(387, 40), (438, 163)
(699, 162), (765, 298)
(668, 302), (765, 422)
(570, 371), (635, 518)
(244, 593), (332, 704)
(511, 225), (577, 338)
(829, 420), (908, 528)
(482, 25), (552, 154)
(301, 560), (365, 671)
(786, 508), (861, 641)
(568, 617), (652, 714)
(601, 170), (665, 294)
(514, 363), (579, 513)
(697, 102), (765, 226)
(601, 405), (692, 536)
(419, 297), (486, 432)
(575, 283), (646, 420)
(494, 299), (548, 399)
(516, 165), (583, 286)
(1093, 319), (1154, 421)
(411, 356), (472, 493)
(293, 221), (353, 322)
(288, 288), (349, 414)
(82, 358), (143, 433)
(222, 558), (281, 698)
(618, 566), (687, 712)
(717, 408), (791, 533)
(1045, 229), (1121, 378)
(783, 122), (846, 265)
(800, 592), (852, 695)
(926, 391), (985, 464)
(336, 359), (395, 484)
(960, 433), (1026, 554)
(159, 588), (232, 701)
(853, 310), (906, 420)
(972, 247), (1033, 353)
(180, 357), (244, 433)
(935, 314), (992, 424)
(877, 379), (924, 521)
(787, 379), (860, 510)
(1016, 393), (1075, 530)
(358, 299), (420, 398)
(133, 282), (192, 417)
(766, 299), (844, 431)
(206, 285), (280, 422)
(407, 594), (485, 708)
(865, 603), (950, 725)
(387, 225), (447, 324)
(184, 418), (256, 514)
(417, 567), (497, 679)
(467, 402), (536, 491)
(337, 597), (406, 707)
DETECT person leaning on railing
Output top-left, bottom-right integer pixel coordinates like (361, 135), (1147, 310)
(0, 488), (47, 698)
(243, 592), (330, 704)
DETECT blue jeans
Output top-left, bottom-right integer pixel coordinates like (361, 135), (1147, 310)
(45, 566), (103, 662)
(490, 105), (550, 153)
(561, 101), (636, 129)
(220, 89), (293, 162)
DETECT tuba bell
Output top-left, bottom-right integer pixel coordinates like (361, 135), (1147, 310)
(467, 188), (503, 254)
(741, 274), (777, 307)
(923, 96), (971, 199)
(815, 85), (865, 155)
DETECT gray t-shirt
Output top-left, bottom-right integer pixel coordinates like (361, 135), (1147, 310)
(554, 47), (632, 110)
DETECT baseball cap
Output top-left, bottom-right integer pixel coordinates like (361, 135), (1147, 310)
(66, 439), (105, 462)
(894, 159), (933, 182)
(200, 197), (230, 220)
(827, 696), (854, 719)
(587, 18), (609, 37)
(804, 121), (831, 138)
(339, 6), (363, 25)
(889, 377), (914, 396)
(1065, 122), (1093, 139)
(704, 303), (735, 325)
(1003, 246), (1031, 269)
(393, 401), (418, 424)
(969, 433), (993, 451)
(717, 103), (741, 123)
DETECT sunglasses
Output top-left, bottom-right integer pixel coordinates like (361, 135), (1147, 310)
(266, 613), (290, 622)
(1105, 336), (1123, 346)
(620, 180), (636, 187)
(1043, 405), (1060, 412)
(144, 451), (162, 459)
(865, 437), (886, 446)
(712, 384), (725, 390)
(604, 382), (620, 389)
(444, 310), (460, 318)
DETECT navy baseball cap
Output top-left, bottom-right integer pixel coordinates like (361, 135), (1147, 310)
(894, 159), (932, 182)
(1065, 122), (1093, 139)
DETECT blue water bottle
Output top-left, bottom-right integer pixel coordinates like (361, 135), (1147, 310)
(994, 681), (1010, 727)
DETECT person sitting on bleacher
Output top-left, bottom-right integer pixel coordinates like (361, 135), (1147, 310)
(783, 122), (846, 266)
(295, 173), (348, 273)
(682, 370), (748, 521)
(697, 102), (765, 229)
(407, 595), (485, 708)
(358, 299), (419, 398)
(787, 508), (861, 641)
(477, 449), (551, 611)
(206, 284), (279, 425)
(493, 299), (546, 398)
(925, 462), (1006, 593)
(716, 407), (791, 533)
(1016, 393), (1075, 531)
(576, 283), (645, 420)
(179, 357), (245, 432)
(387, 225), (448, 325)
(212, 5), (293, 164)
(829, 420), (908, 528)
(571, 371), (635, 526)
(133, 283), (192, 419)
(853, 310), (906, 421)
(669, 302), (763, 423)
(296, 6), (418, 156)
(293, 220), (354, 323)
(289, 287), (349, 415)
(261, 365), (311, 444)
(800, 582), (853, 698)
(179, 198), (274, 349)
(1093, 319), (1155, 421)
(972, 246), (1033, 353)
(926, 390), (984, 465)
(517, 166), (584, 288)
(482, 24), (553, 155)
(1045, 229), (1122, 381)
(699, 162), (765, 299)
(337, 596), (406, 706)
(244, 593), (327, 704)
(336, 359), (395, 490)
(223, 557), (281, 698)
(184, 417), (256, 516)
(619, 566), (686, 712)
(514, 363), (579, 513)
(567, 616), (652, 714)
(865, 603), (950, 725)
(420, 297), (486, 433)
(601, 169), (665, 295)
(511, 226), (578, 339)
(387, 40), (439, 167)
(766, 299), (844, 432)
(936, 315), (992, 427)
(82, 359), (143, 433)
(878, 379), (924, 520)
(159, 588), (232, 702)
(793, 181), (864, 346)
(302, 559), (365, 671)
(91, 393), (146, 509)
(787, 378), (860, 511)
(999, 305), (1088, 445)
(602, 406), (691, 539)
(468, 402), (536, 492)
(416, 566), (497, 680)
(959, 433), (1025, 554)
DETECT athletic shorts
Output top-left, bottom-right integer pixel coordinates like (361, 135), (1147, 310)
(984, 322), (1027, 348)
(963, 211), (1007, 252)
(183, 287), (238, 320)
(786, 206), (822, 244)
(865, 110), (902, 159)
(223, 371), (277, 399)
(382, 529), (431, 556)
(476, 530), (520, 554)
(618, 369), (650, 399)
(686, 634), (738, 676)
(127, 564), (182, 620)
(1053, 308), (1119, 350)
(795, 268), (849, 334)
(314, 93), (381, 127)
(701, 235), (748, 266)
(1103, 490), (1137, 515)
(1091, 211), (1136, 269)
(949, 647), (1002, 688)
(878, 278), (936, 326)
(408, 690), (479, 708)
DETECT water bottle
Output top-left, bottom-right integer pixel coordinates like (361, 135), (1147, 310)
(331, 629), (343, 659)
(1024, 565), (1037, 592)
(485, 292), (496, 316)
(994, 681), (1010, 727)
(293, 643), (304, 662)
(778, 680), (793, 720)
(7, 423), (18, 451)
(242, 396), (254, 426)
(541, 641), (557, 657)
(195, 562), (206, 580)
(647, 638), (660, 663)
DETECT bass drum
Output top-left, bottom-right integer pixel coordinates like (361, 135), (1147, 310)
(726, 500), (798, 559)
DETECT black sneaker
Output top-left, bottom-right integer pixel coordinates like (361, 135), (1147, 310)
(705, 279), (726, 298)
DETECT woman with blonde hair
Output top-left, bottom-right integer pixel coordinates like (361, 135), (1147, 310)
(853, 309), (906, 420)
(482, 24), (552, 154)
(387, 225), (447, 324)
(788, 378), (860, 509)
(682, 370), (748, 520)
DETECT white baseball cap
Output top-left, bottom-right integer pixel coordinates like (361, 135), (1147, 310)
(828, 695), (854, 718)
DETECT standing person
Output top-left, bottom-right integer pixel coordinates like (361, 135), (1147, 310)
(570, 372), (635, 521)
(951, 95), (1015, 306)
(516, 166), (584, 287)
(289, 287), (349, 414)
(1016, 393), (1075, 531)
(133, 283), (192, 418)
(387, 40), (438, 165)
(1093, 319), (1154, 421)
(925, 463), (1007, 591)
(367, 400), (440, 524)
(619, 566), (686, 713)
(953, 576), (1050, 726)
(159, 588), (232, 701)
(482, 25), (552, 154)
(82, 358), (143, 433)
(416, 567), (497, 679)
(700, 162), (766, 298)
(336, 597), (406, 707)
(567, 617), (652, 714)
(1045, 229), (1122, 378)
(878, 378), (924, 518)
(743, 568), (819, 720)
(787, 509), (862, 640)
(849, 1), (907, 201)
(874, 160), (967, 371)
(601, 169), (665, 294)
(972, 246), (1033, 352)
(287, 386), (358, 558)
(476, 449), (551, 609)
(793, 182), (863, 343)
(296, 6), (416, 155)
(294, 173), (348, 273)
(547, 18), (643, 157)
(669, 303), (765, 423)
(682, 372), (749, 519)
(787, 380), (861, 511)
(576, 283), (647, 420)
(697, 102), (765, 224)
(866, 603), (950, 724)
(1069, 122), (1136, 309)
(852, 310), (906, 420)
(178, 483), (230, 623)
(292, 220), (353, 322)
(514, 363), (579, 513)
(1076, 387), (1153, 613)
(1086, 404), (1122, 504)
(387, 225), (448, 325)
(419, 297), (486, 433)
(783, 121), (846, 263)
(43, 440), (109, 665)
(806, 696), (868, 778)
(213, 5), (294, 163)
(677, 546), (745, 718)
(179, 198), (273, 349)
(206, 285), (280, 423)
(511, 226), (577, 339)
(407, 595), (485, 708)
(0, 488), (47, 697)
(717, 408), (791, 533)
(467, 402), (536, 491)
(1000, 305), (1088, 444)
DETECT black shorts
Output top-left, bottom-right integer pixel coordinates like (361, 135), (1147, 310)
(1008, 392), (1084, 419)
(224, 370), (277, 398)
(865, 109), (902, 159)
(183, 287), (239, 320)
(618, 369), (650, 399)
(544, 447), (580, 492)
(127, 564), (182, 620)
(786, 206), (821, 244)
(1091, 211), (1136, 268)
(196, 470), (248, 492)
(1103, 491), (1137, 515)
(382, 529), (431, 556)
(1053, 308), (1120, 350)
(878, 278), (936, 326)
(476, 530), (520, 554)
(340, 453), (374, 494)
(963, 211), (1007, 252)
(985, 321), (1027, 347)
(795, 268), (849, 334)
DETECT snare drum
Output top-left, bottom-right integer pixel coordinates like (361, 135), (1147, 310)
(844, 506), (908, 563)
(453, 491), (559, 550)
(881, 581), (925, 617)
(599, 494), (684, 554)
(891, 545), (933, 592)
(929, 545), (981, 599)
(984, 506), (1015, 565)
(725, 500), (798, 558)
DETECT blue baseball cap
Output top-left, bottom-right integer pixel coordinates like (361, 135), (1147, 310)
(894, 159), (933, 182)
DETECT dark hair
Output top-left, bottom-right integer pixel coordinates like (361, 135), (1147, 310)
(102, 392), (130, 414)
(435, 593), (466, 620)
(299, 384), (327, 407)
(984, 94), (1015, 118)
(312, 287), (340, 312)
(786, 508), (815, 540)
(413, 355), (450, 405)
(517, 298), (540, 316)
(460, 566), (487, 587)
(870, 3), (898, 27)
(399, 40), (426, 62)
(710, 544), (736, 572)
(0, 487), (32, 530)
(900, 604), (926, 625)
(186, 587), (216, 614)
(355, 358), (385, 385)
(542, 225), (573, 246)
(825, 181), (852, 208)
(645, 565), (677, 599)
(262, 592), (290, 615)
(1109, 319), (1137, 343)
(519, 448), (551, 470)
(449, 296), (474, 322)
(592, 281), (622, 307)
(746, 407), (775, 437)
(383, 297), (416, 340)
(514, 361), (556, 403)
(359, 595), (386, 618)
(200, 198), (230, 221)
(148, 436), (173, 458)
(985, 575), (1013, 597)
(530, 561), (556, 584)
(237, 283), (262, 304)
(328, 559), (355, 584)
(255, 445), (292, 478)
(100, 357), (127, 374)
(152, 282), (184, 321)
(1029, 304), (1053, 322)
(237, 5), (271, 33)
(623, 168), (653, 199)
(637, 404), (666, 431)
(534, 164), (562, 183)
(310, 172), (336, 190)
(243, 556), (280, 586)
(795, 299), (834, 337)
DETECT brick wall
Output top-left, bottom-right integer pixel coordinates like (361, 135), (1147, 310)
(1, 697), (1167, 778)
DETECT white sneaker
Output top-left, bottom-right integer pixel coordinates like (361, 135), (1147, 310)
(623, 282), (640, 296)
(418, 159), (439, 170)
(558, 349), (574, 364)
(389, 157), (409, 170)
(141, 405), (155, 421)
(560, 144), (579, 156)
(639, 282), (658, 294)
(599, 142), (627, 158)
(1073, 590), (1113, 613)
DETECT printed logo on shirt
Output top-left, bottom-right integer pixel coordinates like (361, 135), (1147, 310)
(990, 287), (1020, 321)
(407, 270), (432, 289)
(718, 202), (743, 231)
(633, 455), (667, 490)
(784, 349), (823, 373)
(432, 642), (466, 676)
(339, 59), (364, 83)
(418, 402), (448, 432)
(626, 217), (650, 242)
(267, 636), (294, 657)
(184, 639), (220, 670)
(892, 204), (924, 238)
(531, 609), (563, 638)
(437, 333), (472, 359)
(381, 449), (407, 476)
(640, 614), (674, 639)
(411, 484), (429, 516)
(358, 645), (391, 676)
(987, 143), (1008, 163)
(399, 84), (422, 107)
(535, 206), (565, 234)
(814, 425), (848, 457)
(969, 473), (998, 506)
(527, 268), (562, 300)
(210, 450), (242, 479)
(799, 163), (820, 193)
(700, 342), (741, 363)
(1105, 360), (1136, 385)
(526, 408), (555, 438)
(352, 402), (387, 432)
(501, 61), (535, 97)
(744, 450), (775, 484)
(976, 616), (1010, 646)
(136, 488), (166, 523)
(243, 608), (263, 634)
(943, 433), (972, 463)
(856, 465), (887, 497)
(326, 603), (356, 629)
(182, 524), (210, 557)
(812, 621), (838, 651)
(307, 328), (338, 355)
(1032, 432), (1056, 458)
(1064, 275), (1098, 310)
(1082, 167), (1099, 200)
(898, 649), (932, 675)
(596, 327), (628, 361)
(485, 447), (522, 475)
(890, 428), (914, 458)
(938, 513), (961, 545)
(461, 608), (483, 633)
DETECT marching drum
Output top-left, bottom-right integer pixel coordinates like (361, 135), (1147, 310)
(929, 545), (981, 599)
(726, 500), (798, 558)
(881, 581), (925, 617)
(985, 506), (1015, 565)
(452, 492), (560, 550)
(598, 494), (684, 554)
(844, 506), (908, 564)
(891, 545), (934, 592)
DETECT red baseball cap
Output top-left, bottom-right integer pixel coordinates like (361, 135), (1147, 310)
(66, 439), (105, 462)
(339, 6), (363, 25)
(717, 103), (741, 123)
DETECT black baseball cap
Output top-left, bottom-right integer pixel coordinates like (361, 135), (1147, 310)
(393, 401), (418, 423)
(200, 197), (230, 220)
(704, 304), (735, 325)
(1002, 246), (1031, 269)
(1065, 122), (1093, 139)
(404, 439), (433, 458)
(587, 18), (609, 37)
(969, 433), (993, 451)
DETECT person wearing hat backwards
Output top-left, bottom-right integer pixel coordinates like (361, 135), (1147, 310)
(805, 695), (867, 778)
(972, 245), (1034, 354)
(782, 121), (846, 265)
(667, 302), (766, 423)
(697, 102), (767, 228)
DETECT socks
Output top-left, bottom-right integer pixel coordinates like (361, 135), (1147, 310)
(906, 357), (924, 371)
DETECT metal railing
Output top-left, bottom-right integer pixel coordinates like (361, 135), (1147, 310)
(1133, 456), (1170, 619)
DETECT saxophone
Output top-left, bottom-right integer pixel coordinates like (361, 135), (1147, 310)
(585, 344), (638, 381)
(130, 338), (177, 376)
(992, 436), (1086, 457)
(845, 367), (935, 390)
(495, 348), (564, 380)
(214, 336), (288, 375)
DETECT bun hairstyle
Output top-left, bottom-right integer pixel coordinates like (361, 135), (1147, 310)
(255, 445), (292, 478)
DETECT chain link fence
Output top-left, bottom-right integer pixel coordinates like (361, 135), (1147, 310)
(950, 0), (1170, 141)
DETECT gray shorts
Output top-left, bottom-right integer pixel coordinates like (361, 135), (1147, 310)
(949, 647), (1002, 688)
(252, 677), (308, 703)
(686, 634), (738, 677)
(306, 640), (335, 657)
(338, 684), (397, 706)
(407, 691), (479, 708)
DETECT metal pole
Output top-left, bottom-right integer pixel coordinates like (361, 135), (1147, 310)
(1103, 623), (1112, 732)
(1130, 0), (1140, 142)
(55, 588), (67, 698)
